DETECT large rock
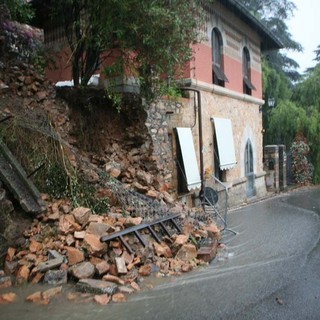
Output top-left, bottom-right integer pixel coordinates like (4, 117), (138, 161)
(105, 162), (122, 178)
(74, 231), (86, 239)
(95, 261), (110, 276)
(132, 182), (148, 193)
(0, 292), (17, 304)
(83, 169), (99, 183)
(29, 239), (42, 253)
(5, 247), (16, 262)
(112, 293), (126, 303)
(37, 257), (64, 272)
(26, 291), (48, 304)
(44, 270), (68, 285)
(0, 276), (12, 289)
(204, 224), (221, 240)
(136, 170), (153, 185)
(76, 279), (118, 295)
(118, 285), (135, 295)
(86, 222), (113, 237)
(94, 294), (110, 305)
(72, 207), (92, 226)
(102, 274), (125, 285)
(84, 233), (108, 255)
(42, 286), (62, 301)
(4, 261), (18, 275)
(58, 215), (80, 234)
(70, 262), (95, 280)
(175, 244), (197, 261)
(138, 264), (152, 276)
(16, 265), (30, 285)
(115, 257), (127, 275)
(65, 247), (85, 266)
(124, 217), (143, 227)
(66, 234), (75, 246)
(173, 234), (189, 247)
(153, 242), (172, 258)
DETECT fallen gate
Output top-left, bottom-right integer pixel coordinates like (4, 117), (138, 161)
(100, 213), (182, 254)
(0, 139), (46, 213)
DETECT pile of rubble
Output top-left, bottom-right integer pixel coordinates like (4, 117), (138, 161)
(0, 59), (222, 306)
(0, 198), (220, 305)
(0, 61), (171, 202)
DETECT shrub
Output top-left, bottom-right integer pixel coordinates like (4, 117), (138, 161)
(290, 135), (314, 185)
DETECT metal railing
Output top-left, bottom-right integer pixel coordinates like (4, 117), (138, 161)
(202, 174), (237, 235)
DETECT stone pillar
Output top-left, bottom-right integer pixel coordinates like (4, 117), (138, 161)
(278, 145), (287, 191)
(264, 145), (279, 192)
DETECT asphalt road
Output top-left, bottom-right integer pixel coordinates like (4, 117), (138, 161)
(2, 186), (320, 320)
(108, 186), (320, 320)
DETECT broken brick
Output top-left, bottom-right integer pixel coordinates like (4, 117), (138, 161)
(5, 247), (16, 262)
(115, 257), (127, 275)
(66, 247), (85, 266)
(102, 274), (125, 285)
(94, 294), (110, 305)
(0, 292), (17, 304)
(112, 293), (126, 303)
(138, 264), (152, 276)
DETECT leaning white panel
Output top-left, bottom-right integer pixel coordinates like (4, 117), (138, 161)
(211, 117), (237, 170)
(176, 127), (201, 191)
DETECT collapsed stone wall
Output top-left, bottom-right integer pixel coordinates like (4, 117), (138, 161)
(0, 58), (177, 203)
(0, 60), (183, 256)
(55, 88), (175, 203)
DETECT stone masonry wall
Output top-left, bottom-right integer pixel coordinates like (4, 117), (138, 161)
(163, 89), (267, 206)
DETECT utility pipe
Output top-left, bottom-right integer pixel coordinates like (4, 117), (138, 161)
(180, 87), (204, 194)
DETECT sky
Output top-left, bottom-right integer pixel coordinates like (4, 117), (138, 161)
(286, 0), (320, 73)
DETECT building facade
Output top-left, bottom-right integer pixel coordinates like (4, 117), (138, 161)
(168, 0), (282, 207)
(35, 0), (282, 208)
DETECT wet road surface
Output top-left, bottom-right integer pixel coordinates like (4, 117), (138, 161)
(1, 186), (320, 320)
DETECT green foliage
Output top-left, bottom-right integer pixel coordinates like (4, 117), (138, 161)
(265, 62), (320, 183)
(241, 0), (296, 20)
(49, 0), (208, 99)
(0, 0), (34, 23)
(242, 0), (302, 82)
(291, 65), (320, 183)
(314, 45), (320, 63)
(262, 60), (291, 102)
(293, 65), (320, 110)
(0, 1), (44, 66)
(0, 119), (109, 215)
(1, 19), (44, 64)
(306, 107), (320, 184)
(42, 163), (109, 214)
(266, 100), (308, 147)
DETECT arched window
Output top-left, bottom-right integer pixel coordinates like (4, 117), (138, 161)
(212, 28), (228, 86)
(242, 47), (256, 95)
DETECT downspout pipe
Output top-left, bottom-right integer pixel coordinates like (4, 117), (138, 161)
(180, 87), (204, 195)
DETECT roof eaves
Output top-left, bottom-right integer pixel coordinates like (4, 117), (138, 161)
(200, 0), (283, 50)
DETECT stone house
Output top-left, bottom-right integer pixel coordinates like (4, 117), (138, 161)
(166, 0), (282, 207)
(33, 0), (282, 208)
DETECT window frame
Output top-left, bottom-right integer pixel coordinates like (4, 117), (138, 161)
(242, 47), (256, 95)
(212, 28), (228, 86)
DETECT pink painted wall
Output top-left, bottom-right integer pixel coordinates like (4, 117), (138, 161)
(223, 55), (243, 93)
(46, 46), (126, 83)
(45, 41), (262, 100)
(250, 68), (262, 98)
(190, 43), (263, 99)
(46, 48), (72, 83)
(191, 43), (212, 83)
